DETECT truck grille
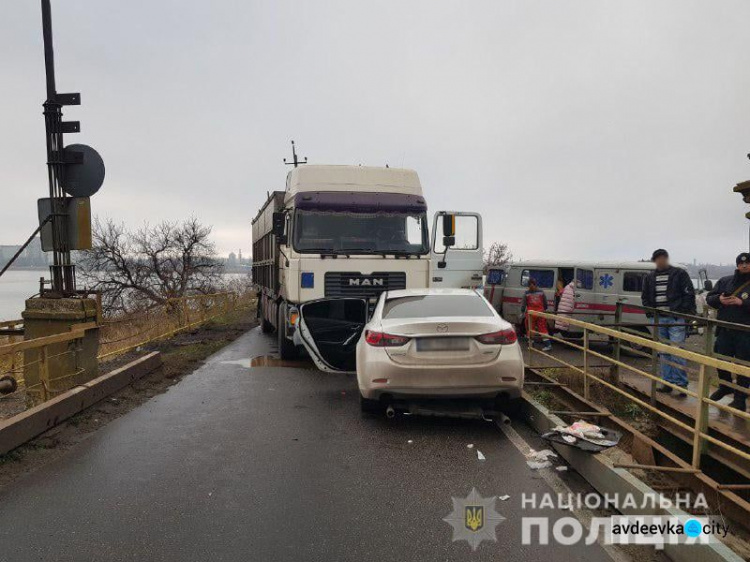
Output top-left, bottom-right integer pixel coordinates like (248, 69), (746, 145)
(324, 272), (406, 298)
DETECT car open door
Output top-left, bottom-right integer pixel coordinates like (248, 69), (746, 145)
(430, 211), (483, 289)
(297, 298), (369, 373)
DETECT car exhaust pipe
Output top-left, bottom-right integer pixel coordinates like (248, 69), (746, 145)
(385, 405), (396, 419)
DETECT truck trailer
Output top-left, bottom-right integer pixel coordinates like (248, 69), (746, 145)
(251, 165), (483, 371)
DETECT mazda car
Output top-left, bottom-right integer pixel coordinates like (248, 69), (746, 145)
(355, 288), (524, 415)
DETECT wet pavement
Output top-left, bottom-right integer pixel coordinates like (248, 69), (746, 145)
(0, 327), (615, 561)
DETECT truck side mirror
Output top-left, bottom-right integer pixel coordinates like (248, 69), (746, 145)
(272, 212), (286, 237)
(441, 214), (456, 248)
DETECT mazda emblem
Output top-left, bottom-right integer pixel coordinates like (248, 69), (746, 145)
(436, 324), (449, 333)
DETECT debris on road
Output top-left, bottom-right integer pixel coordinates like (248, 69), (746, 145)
(542, 420), (621, 452)
(467, 443), (474, 449)
(498, 495), (510, 501)
(525, 448), (557, 470)
(526, 460), (552, 470)
(477, 450), (486, 460)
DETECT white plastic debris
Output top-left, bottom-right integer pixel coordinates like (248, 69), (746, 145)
(407, 440), (413, 444)
(498, 495), (510, 501)
(528, 449), (557, 462)
(477, 450), (486, 461)
(555, 466), (568, 472)
(467, 444), (474, 449)
(527, 460), (552, 470)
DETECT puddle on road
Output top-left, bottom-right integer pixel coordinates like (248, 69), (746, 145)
(220, 356), (313, 369)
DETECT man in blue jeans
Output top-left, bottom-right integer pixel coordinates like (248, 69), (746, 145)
(641, 249), (696, 396)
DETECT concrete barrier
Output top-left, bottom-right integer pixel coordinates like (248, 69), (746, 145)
(0, 352), (162, 456)
(522, 392), (744, 562)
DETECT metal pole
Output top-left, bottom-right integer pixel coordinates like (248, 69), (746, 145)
(692, 364), (710, 469)
(583, 328), (590, 400)
(41, 0), (74, 295)
(610, 302), (622, 386)
(650, 310), (660, 405)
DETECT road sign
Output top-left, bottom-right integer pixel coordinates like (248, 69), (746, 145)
(60, 144), (105, 197)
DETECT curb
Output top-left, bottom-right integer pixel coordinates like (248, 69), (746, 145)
(0, 352), (162, 456)
(522, 392), (743, 562)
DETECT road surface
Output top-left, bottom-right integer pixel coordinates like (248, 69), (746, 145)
(0, 327), (618, 561)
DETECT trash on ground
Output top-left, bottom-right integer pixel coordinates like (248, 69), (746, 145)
(467, 443), (474, 449)
(527, 460), (552, 470)
(407, 440), (413, 444)
(498, 495), (510, 501)
(555, 466), (568, 472)
(477, 450), (486, 460)
(528, 449), (557, 462)
(542, 420), (621, 453)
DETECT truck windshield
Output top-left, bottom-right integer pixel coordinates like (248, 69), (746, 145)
(293, 210), (429, 255)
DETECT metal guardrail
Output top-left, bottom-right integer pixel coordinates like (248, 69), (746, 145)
(527, 309), (750, 472)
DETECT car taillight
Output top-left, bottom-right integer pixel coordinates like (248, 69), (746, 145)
(475, 329), (517, 345)
(365, 330), (411, 347)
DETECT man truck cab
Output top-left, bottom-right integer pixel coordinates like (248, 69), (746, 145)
(484, 260), (659, 338)
(251, 165), (483, 372)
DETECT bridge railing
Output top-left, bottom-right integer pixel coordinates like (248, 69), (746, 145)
(0, 292), (252, 417)
(527, 309), (750, 473)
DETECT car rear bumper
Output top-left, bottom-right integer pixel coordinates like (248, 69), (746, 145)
(356, 343), (524, 400)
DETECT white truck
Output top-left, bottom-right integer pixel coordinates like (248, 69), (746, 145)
(251, 165), (483, 370)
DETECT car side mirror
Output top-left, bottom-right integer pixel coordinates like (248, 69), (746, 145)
(272, 212), (286, 237)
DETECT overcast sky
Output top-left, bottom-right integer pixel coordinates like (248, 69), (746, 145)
(3, 1), (750, 264)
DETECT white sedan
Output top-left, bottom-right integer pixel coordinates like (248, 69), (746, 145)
(356, 288), (524, 414)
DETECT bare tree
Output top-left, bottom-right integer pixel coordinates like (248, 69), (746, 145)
(80, 217), (224, 314)
(483, 241), (512, 273)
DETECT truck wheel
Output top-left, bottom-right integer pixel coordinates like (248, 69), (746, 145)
(277, 306), (299, 360)
(260, 301), (273, 334)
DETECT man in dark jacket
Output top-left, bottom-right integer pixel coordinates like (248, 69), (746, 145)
(706, 253), (750, 411)
(641, 249), (696, 395)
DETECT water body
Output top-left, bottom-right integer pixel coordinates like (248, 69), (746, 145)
(0, 270), (43, 321)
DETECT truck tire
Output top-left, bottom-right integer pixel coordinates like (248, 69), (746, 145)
(260, 300), (273, 334)
(277, 305), (299, 360)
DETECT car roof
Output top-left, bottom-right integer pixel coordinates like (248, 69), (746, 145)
(384, 288), (482, 299)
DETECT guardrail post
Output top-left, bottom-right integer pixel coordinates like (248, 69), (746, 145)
(650, 310), (660, 406)
(611, 302), (622, 386)
(39, 345), (49, 402)
(692, 364), (710, 469)
(583, 327), (590, 400)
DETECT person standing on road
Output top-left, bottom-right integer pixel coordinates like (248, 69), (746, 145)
(641, 249), (696, 396)
(706, 253), (750, 411)
(522, 278), (552, 352)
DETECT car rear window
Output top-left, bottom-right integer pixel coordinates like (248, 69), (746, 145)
(382, 294), (494, 319)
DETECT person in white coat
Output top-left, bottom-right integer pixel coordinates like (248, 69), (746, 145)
(555, 280), (576, 334)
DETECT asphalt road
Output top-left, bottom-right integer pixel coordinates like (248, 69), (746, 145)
(0, 328), (616, 562)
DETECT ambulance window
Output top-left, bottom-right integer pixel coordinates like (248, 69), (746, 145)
(576, 269), (594, 290)
(623, 271), (647, 293)
(521, 269), (554, 289)
(487, 269), (505, 285)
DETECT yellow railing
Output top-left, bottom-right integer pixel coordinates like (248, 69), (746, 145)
(527, 309), (750, 471)
(0, 292), (254, 416)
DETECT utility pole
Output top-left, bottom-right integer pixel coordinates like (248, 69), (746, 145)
(42, 0), (78, 295)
